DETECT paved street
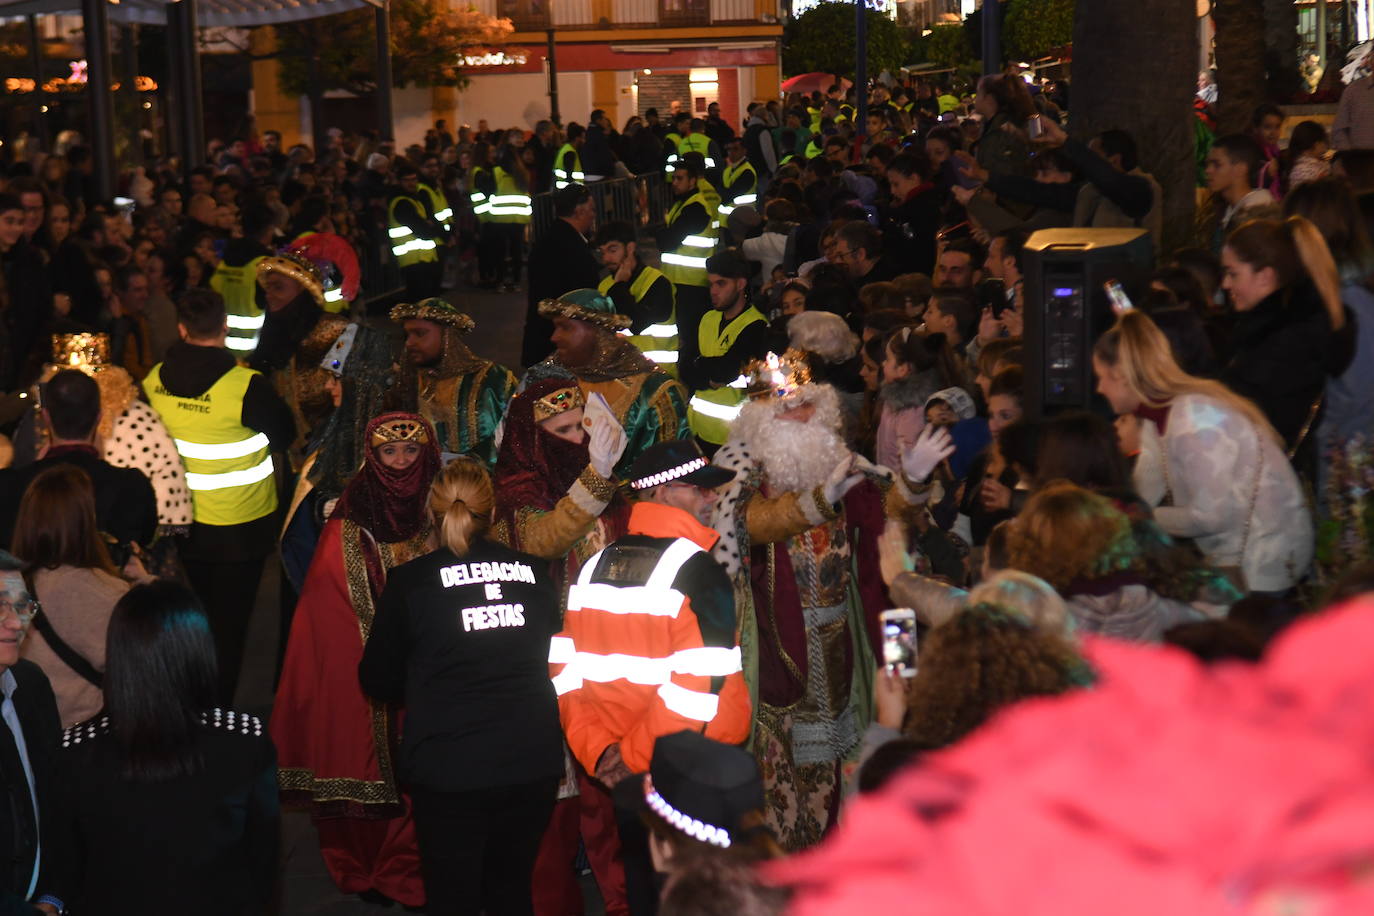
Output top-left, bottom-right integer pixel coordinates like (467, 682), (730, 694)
(234, 283), (604, 914)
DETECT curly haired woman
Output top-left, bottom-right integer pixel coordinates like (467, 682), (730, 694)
(1007, 482), (1205, 641)
(900, 603), (1086, 750)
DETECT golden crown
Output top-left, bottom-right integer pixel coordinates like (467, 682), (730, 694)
(744, 349), (813, 401)
(257, 249), (326, 306)
(51, 333), (110, 370)
(533, 386), (585, 421)
(369, 417), (432, 448)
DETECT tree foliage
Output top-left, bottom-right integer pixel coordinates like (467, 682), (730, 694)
(1003, 0), (1074, 60)
(275, 0), (513, 97)
(925, 22), (975, 69)
(783, 2), (907, 78)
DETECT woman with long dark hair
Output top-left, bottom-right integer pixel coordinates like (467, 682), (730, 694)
(55, 580), (278, 913)
(272, 412), (440, 909)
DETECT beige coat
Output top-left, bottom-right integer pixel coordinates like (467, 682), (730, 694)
(22, 565), (128, 727)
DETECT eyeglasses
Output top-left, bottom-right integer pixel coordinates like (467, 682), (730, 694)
(833, 246), (855, 260)
(0, 596), (38, 627)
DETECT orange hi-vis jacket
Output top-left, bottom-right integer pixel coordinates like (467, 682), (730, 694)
(550, 500), (751, 774)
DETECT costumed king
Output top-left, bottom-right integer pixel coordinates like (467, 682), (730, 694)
(388, 298), (516, 467)
(523, 289), (690, 478)
(708, 349), (951, 851)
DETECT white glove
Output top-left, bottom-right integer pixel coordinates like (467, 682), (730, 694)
(588, 414), (628, 478)
(901, 424), (956, 484)
(821, 455), (865, 506)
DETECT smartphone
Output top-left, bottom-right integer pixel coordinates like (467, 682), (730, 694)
(1027, 114), (1044, 140)
(880, 608), (919, 678)
(1104, 279), (1134, 315)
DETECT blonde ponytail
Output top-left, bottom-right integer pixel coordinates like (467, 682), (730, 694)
(1285, 215), (1346, 331)
(429, 459), (494, 557)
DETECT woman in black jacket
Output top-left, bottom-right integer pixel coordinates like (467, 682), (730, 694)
(360, 458), (564, 916)
(1219, 216), (1351, 460)
(54, 581), (279, 915)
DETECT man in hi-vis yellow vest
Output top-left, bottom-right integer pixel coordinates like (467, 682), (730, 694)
(143, 288), (296, 702)
(679, 249), (768, 450)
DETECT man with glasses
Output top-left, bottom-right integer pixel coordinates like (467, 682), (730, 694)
(551, 438), (747, 915)
(833, 220), (898, 290)
(0, 552), (69, 915)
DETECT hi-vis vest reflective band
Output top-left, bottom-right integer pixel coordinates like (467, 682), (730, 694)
(717, 160), (758, 218)
(659, 192), (717, 288)
(687, 305), (767, 445)
(664, 133), (716, 177)
(209, 256), (267, 353)
(468, 166), (492, 222)
(145, 363), (277, 527)
(388, 194), (439, 267)
(602, 266), (678, 372)
(420, 182), (453, 232)
(487, 167), (533, 223)
(554, 144), (584, 189)
(550, 537), (743, 723)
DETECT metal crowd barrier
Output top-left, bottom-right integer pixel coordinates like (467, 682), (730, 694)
(530, 173), (676, 245)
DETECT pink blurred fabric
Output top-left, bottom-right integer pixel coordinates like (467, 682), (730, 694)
(765, 598), (1374, 915)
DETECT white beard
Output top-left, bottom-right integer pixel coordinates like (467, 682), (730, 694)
(731, 384), (850, 493)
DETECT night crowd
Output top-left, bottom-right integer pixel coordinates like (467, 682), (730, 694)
(0, 58), (1372, 916)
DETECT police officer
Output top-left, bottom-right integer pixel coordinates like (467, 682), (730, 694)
(595, 220), (677, 374)
(142, 288), (296, 702)
(359, 459), (564, 916)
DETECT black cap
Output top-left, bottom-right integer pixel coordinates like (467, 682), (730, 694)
(705, 248), (753, 280)
(643, 731), (764, 849)
(628, 439), (735, 491)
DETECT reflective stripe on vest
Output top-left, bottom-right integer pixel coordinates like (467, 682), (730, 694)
(687, 306), (766, 444)
(553, 538), (743, 714)
(660, 192), (718, 288)
(209, 256), (266, 352)
(554, 144), (584, 189)
(664, 133), (715, 176)
(601, 266), (678, 374)
(717, 161), (758, 216)
(420, 182), (453, 231)
(388, 194), (439, 266)
(487, 167), (533, 223)
(469, 166), (492, 219)
(145, 363), (277, 526)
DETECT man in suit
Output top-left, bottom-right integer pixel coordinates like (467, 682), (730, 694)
(0, 369), (157, 551)
(0, 551), (68, 915)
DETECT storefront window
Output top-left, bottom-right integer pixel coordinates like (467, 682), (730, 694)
(498, 0), (550, 29)
(660, 0), (709, 25)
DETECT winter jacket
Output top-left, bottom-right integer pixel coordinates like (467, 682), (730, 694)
(1063, 577), (1202, 643)
(1222, 280), (1348, 448)
(553, 501), (750, 774)
(876, 372), (942, 472)
(1134, 393), (1313, 593)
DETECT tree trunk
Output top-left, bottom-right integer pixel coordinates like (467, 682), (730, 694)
(1263, 0), (1301, 99)
(1213, 0), (1268, 133)
(1071, 0), (1198, 256)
